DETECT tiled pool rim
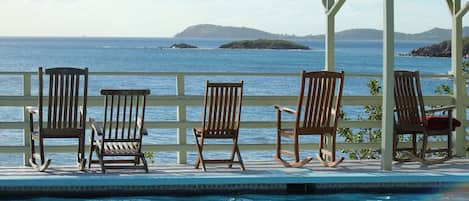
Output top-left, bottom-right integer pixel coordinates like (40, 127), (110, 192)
(0, 160), (468, 198)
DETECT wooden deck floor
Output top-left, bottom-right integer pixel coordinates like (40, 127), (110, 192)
(0, 159), (468, 197)
(1, 158), (468, 176)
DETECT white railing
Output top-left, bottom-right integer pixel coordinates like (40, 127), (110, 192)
(0, 71), (466, 165)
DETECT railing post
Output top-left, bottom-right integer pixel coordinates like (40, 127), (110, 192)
(23, 72), (32, 166)
(382, 0), (394, 171)
(176, 74), (187, 164)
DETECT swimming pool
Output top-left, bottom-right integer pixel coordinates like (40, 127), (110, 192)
(12, 192), (469, 201)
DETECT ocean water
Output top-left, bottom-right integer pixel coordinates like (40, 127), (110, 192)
(0, 37), (457, 166)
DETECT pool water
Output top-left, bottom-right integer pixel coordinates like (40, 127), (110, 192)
(14, 193), (469, 201)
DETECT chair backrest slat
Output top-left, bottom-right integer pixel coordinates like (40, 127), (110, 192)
(121, 95), (127, 139)
(127, 96), (133, 139)
(115, 95), (121, 139)
(73, 72), (80, 127)
(202, 81), (243, 137)
(295, 71), (344, 131)
(134, 95), (140, 139)
(108, 95), (114, 139)
(63, 74), (69, 127)
(394, 71), (426, 128)
(68, 74), (75, 127)
(39, 67), (88, 131)
(100, 90), (149, 148)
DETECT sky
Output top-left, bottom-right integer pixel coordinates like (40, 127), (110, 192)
(1, 0), (469, 37)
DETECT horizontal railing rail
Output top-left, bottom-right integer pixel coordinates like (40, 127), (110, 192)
(0, 71), (466, 165)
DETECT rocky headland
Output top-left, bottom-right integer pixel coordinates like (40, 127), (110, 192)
(407, 38), (469, 57)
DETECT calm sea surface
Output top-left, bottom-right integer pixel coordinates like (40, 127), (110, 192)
(0, 37), (456, 166)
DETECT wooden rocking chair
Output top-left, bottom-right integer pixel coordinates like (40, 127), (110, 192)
(274, 71), (345, 168)
(394, 71), (459, 163)
(88, 89), (150, 173)
(193, 81), (245, 172)
(28, 67), (88, 171)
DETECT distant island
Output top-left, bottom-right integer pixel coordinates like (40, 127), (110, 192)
(219, 39), (310, 50)
(175, 24), (469, 41)
(170, 43), (197, 48)
(406, 37), (469, 57)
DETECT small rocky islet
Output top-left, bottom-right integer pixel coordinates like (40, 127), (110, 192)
(219, 39), (310, 50)
(169, 43), (198, 48)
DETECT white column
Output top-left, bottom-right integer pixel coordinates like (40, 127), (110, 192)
(325, 14), (335, 71)
(382, 0), (394, 171)
(323, 0), (345, 71)
(449, 0), (469, 156)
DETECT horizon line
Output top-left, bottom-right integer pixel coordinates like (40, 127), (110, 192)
(0, 25), (462, 38)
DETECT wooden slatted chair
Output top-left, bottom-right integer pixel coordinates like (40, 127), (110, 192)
(193, 81), (245, 172)
(274, 71), (345, 168)
(88, 89), (150, 173)
(394, 70), (457, 163)
(28, 67), (88, 171)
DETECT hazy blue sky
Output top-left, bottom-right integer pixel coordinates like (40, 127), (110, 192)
(1, 0), (469, 37)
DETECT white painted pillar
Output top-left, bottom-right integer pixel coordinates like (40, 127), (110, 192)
(382, 0), (395, 171)
(447, 0), (469, 156)
(323, 0), (345, 71)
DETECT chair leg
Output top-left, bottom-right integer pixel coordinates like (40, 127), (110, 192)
(447, 133), (452, 159)
(275, 131), (282, 160)
(140, 155), (149, 173)
(392, 133), (398, 161)
(37, 137), (51, 172)
(294, 134), (300, 162)
(412, 133), (417, 156)
(329, 134), (344, 168)
(29, 136), (37, 168)
(194, 156), (201, 169)
(235, 145), (245, 171)
(421, 134), (428, 159)
(331, 134), (335, 162)
(194, 135), (206, 172)
(228, 138), (237, 168)
(39, 137), (45, 165)
(88, 131), (95, 168)
(88, 144), (94, 168)
(78, 135), (85, 171)
(98, 154), (106, 174)
(317, 134), (343, 168)
(134, 156), (140, 166)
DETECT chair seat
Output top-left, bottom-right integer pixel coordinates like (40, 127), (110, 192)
(278, 128), (335, 137)
(96, 140), (140, 155)
(194, 128), (236, 138)
(424, 116), (461, 131)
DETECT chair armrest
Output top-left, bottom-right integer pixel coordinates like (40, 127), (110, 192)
(89, 118), (103, 136)
(137, 117), (148, 136)
(425, 105), (456, 114)
(26, 106), (38, 115)
(274, 105), (297, 114)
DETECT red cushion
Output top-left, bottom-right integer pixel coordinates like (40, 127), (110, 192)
(424, 116), (461, 131)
